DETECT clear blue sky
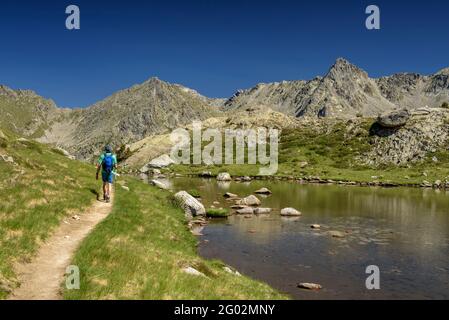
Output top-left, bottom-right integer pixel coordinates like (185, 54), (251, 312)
(0, 0), (448, 107)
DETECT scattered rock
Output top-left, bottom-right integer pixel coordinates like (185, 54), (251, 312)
(310, 224), (321, 229)
(432, 156), (439, 163)
(174, 191), (206, 219)
(328, 231), (345, 238)
(182, 266), (206, 277)
(434, 180), (442, 187)
(217, 172), (232, 181)
(242, 176), (252, 181)
(121, 186), (130, 191)
(236, 207), (254, 215)
(223, 266), (241, 276)
(377, 108), (410, 128)
(224, 192), (238, 198)
(237, 195), (261, 206)
(254, 207), (272, 214)
(152, 168), (161, 175)
(299, 161), (308, 168)
(421, 180), (432, 188)
(200, 171), (212, 177)
(148, 154), (175, 168)
(280, 207), (302, 216)
(150, 179), (169, 190)
(231, 204), (248, 210)
(254, 187), (272, 195)
(139, 164), (150, 173)
(71, 215), (80, 221)
(0, 154), (14, 163)
(297, 283), (322, 290)
(213, 201), (220, 205)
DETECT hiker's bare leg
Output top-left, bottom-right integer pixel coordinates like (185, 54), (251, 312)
(103, 182), (107, 199)
(106, 183), (110, 198)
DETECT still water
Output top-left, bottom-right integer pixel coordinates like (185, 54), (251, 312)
(168, 177), (449, 299)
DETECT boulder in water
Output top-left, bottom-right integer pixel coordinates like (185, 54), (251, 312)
(237, 195), (261, 206)
(280, 207), (302, 216)
(254, 187), (272, 195)
(217, 172), (232, 181)
(174, 191), (206, 220)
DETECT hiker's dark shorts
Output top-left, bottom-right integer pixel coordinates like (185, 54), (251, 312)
(102, 171), (114, 184)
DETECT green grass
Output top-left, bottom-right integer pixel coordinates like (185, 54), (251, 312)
(187, 188), (201, 198)
(0, 131), (98, 299)
(170, 120), (449, 186)
(64, 178), (286, 300)
(206, 208), (230, 218)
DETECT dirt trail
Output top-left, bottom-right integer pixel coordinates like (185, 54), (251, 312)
(9, 191), (113, 300)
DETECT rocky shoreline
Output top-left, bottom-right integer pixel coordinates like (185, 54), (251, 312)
(179, 173), (449, 190)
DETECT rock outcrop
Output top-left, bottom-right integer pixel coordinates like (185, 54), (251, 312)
(377, 109), (410, 128)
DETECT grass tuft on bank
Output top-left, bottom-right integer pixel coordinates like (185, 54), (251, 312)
(64, 177), (286, 300)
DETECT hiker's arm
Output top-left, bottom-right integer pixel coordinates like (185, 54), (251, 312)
(96, 164), (101, 180)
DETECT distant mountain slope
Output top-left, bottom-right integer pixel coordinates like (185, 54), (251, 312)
(39, 77), (222, 159)
(224, 58), (449, 117)
(0, 85), (63, 138)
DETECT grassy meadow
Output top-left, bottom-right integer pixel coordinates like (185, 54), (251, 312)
(170, 121), (449, 186)
(64, 177), (286, 300)
(0, 130), (98, 298)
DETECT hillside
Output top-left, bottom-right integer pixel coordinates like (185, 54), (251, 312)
(0, 86), (64, 138)
(38, 77), (221, 159)
(0, 129), (98, 298)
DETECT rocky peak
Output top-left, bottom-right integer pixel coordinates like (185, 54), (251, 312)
(325, 58), (368, 81)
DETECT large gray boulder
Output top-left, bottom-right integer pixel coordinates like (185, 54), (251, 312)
(377, 109), (410, 128)
(174, 191), (206, 220)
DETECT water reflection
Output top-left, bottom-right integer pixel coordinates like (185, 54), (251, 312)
(169, 177), (449, 299)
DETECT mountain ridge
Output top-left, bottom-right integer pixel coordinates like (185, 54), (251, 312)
(1, 58), (449, 159)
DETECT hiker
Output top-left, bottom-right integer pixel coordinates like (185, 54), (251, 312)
(96, 145), (117, 202)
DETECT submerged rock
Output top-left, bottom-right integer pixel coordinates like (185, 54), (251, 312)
(328, 230), (345, 238)
(310, 224), (321, 229)
(280, 207), (302, 216)
(174, 191), (206, 220)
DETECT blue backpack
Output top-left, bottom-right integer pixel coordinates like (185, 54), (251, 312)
(102, 154), (114, 174)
